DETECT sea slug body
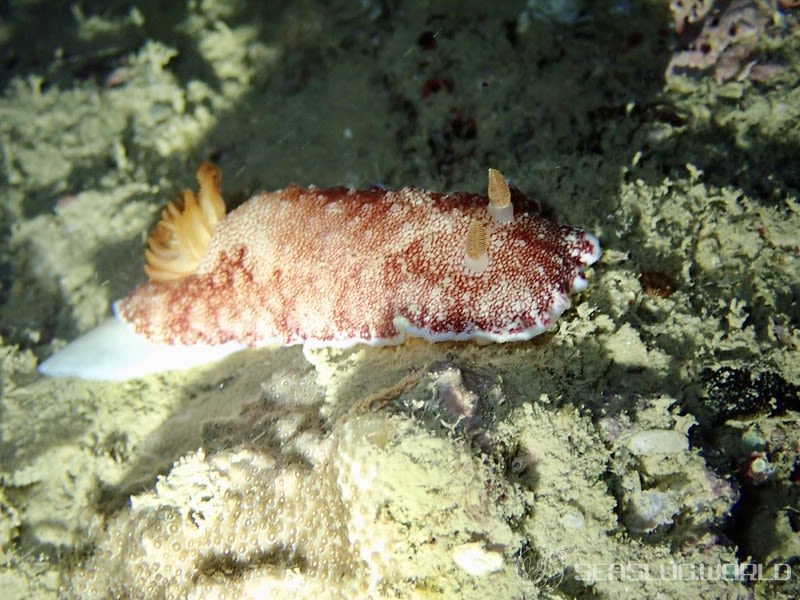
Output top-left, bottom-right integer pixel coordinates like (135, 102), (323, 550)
(39, 164), (601, 380)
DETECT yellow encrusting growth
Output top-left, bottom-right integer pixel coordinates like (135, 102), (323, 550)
(144, 162), (225, 282)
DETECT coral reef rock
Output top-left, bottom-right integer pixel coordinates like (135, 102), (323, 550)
(667, 0), (777, 82)
(67, 408), (526, 599)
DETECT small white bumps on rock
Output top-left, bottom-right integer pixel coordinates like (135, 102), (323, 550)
(452, 542), (505, 576)
(626, 429), (689, 456)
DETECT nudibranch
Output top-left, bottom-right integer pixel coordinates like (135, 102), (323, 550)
(39, 164), (601, 380)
